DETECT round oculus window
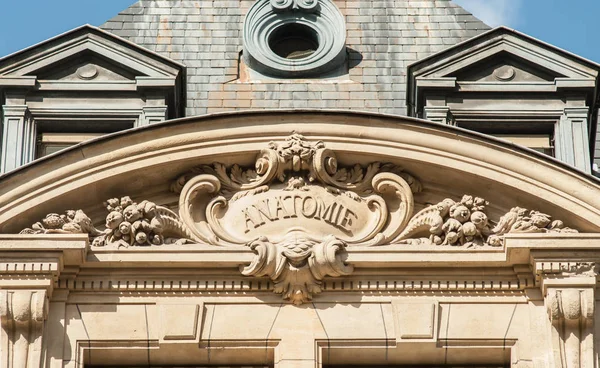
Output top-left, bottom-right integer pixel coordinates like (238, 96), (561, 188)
(268, 24), (319, 60)
(243, 0), (346, 77)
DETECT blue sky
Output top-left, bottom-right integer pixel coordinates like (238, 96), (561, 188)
(0, 1), (598, 63)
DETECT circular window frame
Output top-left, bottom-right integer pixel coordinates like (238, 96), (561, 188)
(243, 0), (346, 78)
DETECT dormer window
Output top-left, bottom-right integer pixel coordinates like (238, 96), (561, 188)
(408, 27), (600, 172)
(0, 25), (184, 173)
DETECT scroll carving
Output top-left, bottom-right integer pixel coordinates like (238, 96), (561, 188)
(537, 260), (597, 368)
(270, 0), (319, 13)
(20, 196), (193, 248)
(394, 196), (577, 247)
(241, 234), (353, 305)
(0, 290), (47, 368)
(175, 133), (419, 303)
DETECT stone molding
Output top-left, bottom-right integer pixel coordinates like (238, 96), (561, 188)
(407, 27), (599, 172)
(0, 234), (598, 367)
(0, 24), (185, 174)
(2, 111), (600, 235)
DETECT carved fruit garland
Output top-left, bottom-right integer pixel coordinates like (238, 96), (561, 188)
(394, 195), (577, 247)
(21, 196), (193, 248)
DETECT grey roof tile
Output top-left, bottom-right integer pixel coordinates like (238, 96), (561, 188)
(101, 0), (490, 116)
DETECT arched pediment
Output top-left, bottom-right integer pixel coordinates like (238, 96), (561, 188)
(2, 109), (600, 303)
(1, 109), (599, 234)
(0, 108), (598, 233)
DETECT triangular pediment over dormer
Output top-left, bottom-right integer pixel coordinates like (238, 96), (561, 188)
(408, 26), (600, 99)
(0, 24), (184, 92)
(407, 27), (600, 174)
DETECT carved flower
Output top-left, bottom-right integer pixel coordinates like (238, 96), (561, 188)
(105, 198), (121, 212)
(460, 195), (474, 208)
(472, 197), (488, 211)
(446, 232), (460, 245)
(42, 213), (65, 229)
(120, 196), (133, 208)
(529, 211), (551, 228)
(442, 218), (463, 245)
(65, 210), (76, 221)
(487, 235), (502, 247)
(135, 231), (148, 245)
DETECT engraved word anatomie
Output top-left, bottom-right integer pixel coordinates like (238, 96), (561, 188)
(241, 193), (359, 234)
(20, 133), (577, 304)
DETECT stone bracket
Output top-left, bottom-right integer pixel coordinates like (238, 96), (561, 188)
(532, 254), (597, 368)
(0, 289), (48, 368)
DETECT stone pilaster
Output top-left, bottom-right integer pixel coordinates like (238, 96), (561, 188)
(536, 261), (597, 368)
(1, 105), (34, 174)
(555, 107), (591, 172)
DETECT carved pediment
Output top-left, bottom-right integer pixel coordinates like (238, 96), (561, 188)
(409, 27), (599, 92)
(18, 133), (579, 304)
(0, 25), (182, 89)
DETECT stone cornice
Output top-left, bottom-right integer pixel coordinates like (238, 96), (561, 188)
(0, 233), (587, 270)
(0, 235), (87, 295)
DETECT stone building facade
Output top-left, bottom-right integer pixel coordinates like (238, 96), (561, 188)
(1, 1), (600, 368)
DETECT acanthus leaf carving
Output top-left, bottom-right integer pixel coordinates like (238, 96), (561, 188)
(241, 233), (353, 305)
(175, 133), (419, 248)
(15, 133), (583, 305)
(542, 262), (597, 368)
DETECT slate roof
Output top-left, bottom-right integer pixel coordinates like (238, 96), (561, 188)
(101, 0), (490, 117)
